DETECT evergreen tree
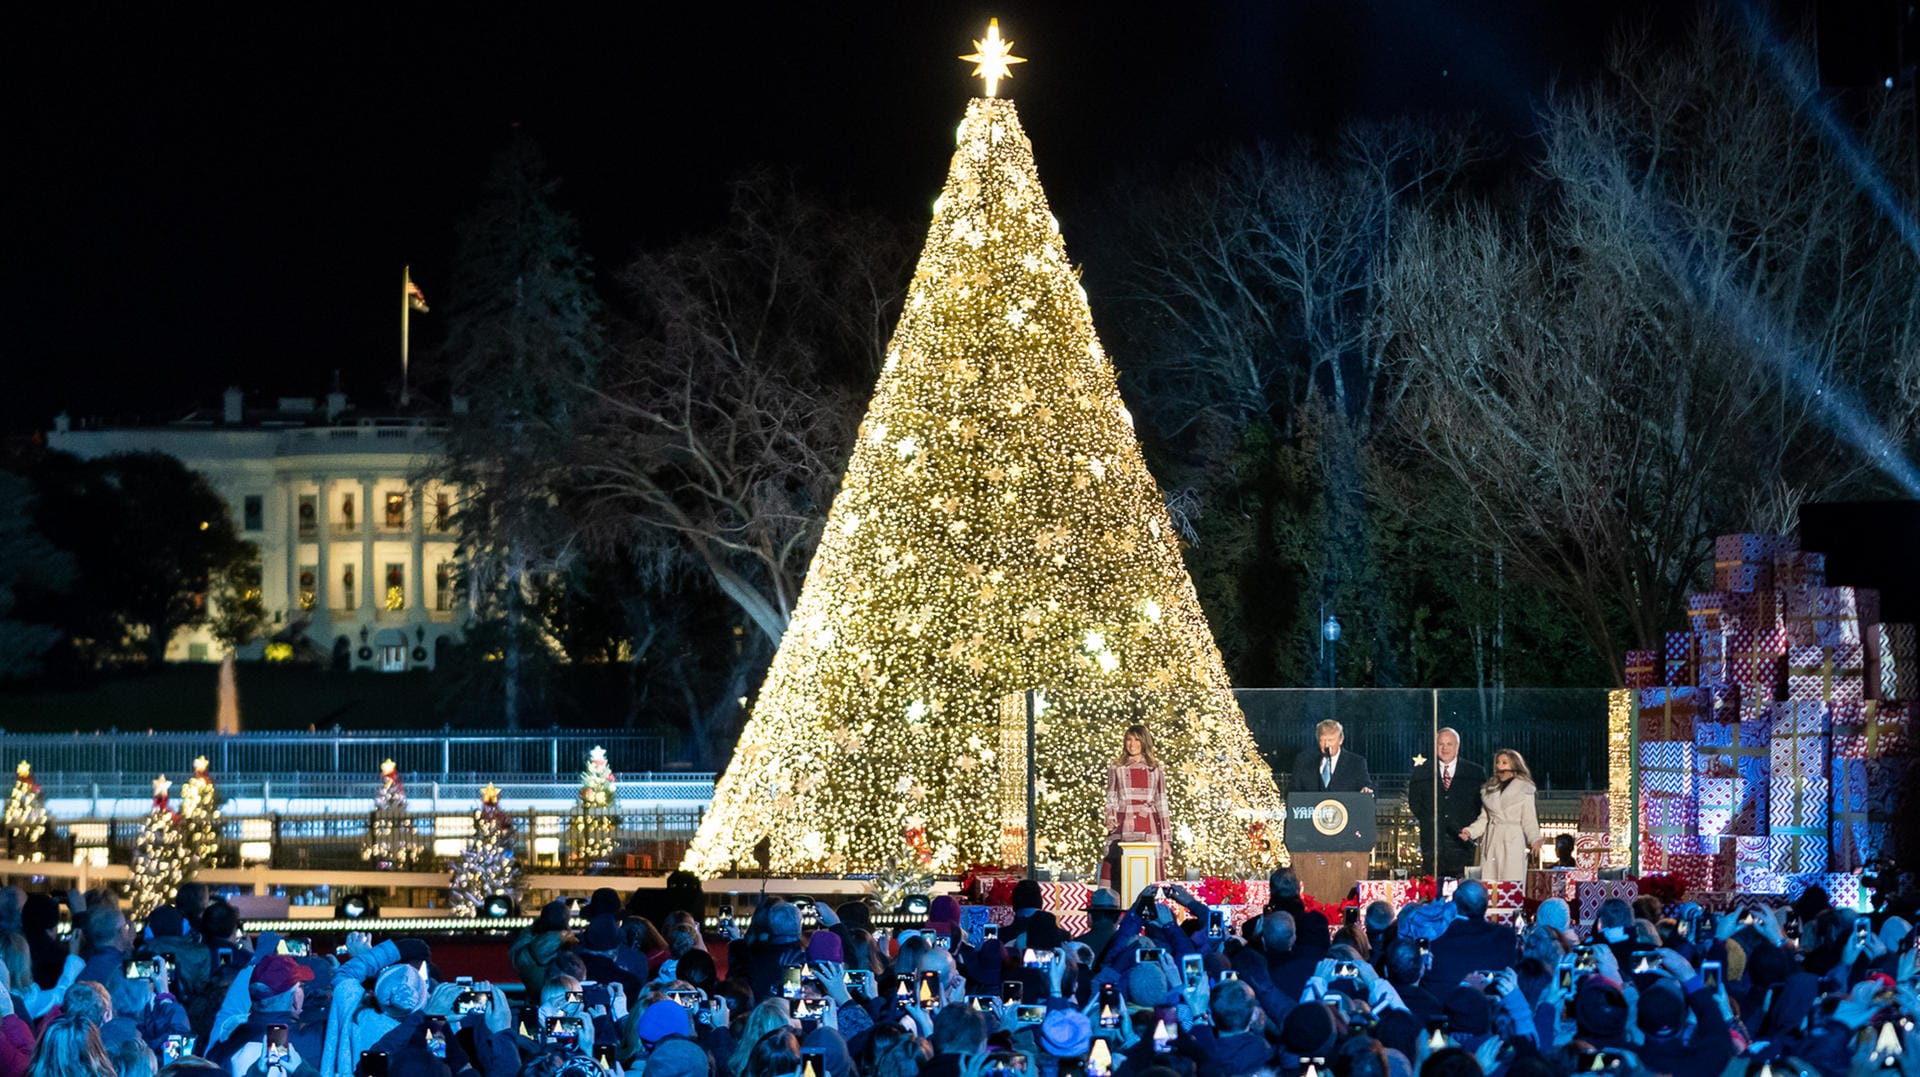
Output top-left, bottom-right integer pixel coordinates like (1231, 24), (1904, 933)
(131, 776), (188, 921)
(684, 39), (1283, 877)
(179, 756), (222, 868)
(449, 783), (522, 915)
(0, 474), (73, 680)
(362, 759), (419, 869)
(567, 746), (617, 865)
(5, 761), (47, 862)
(440, 133), (602, 729)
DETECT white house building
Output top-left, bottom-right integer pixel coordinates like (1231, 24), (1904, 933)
(49, 387), (468, 672)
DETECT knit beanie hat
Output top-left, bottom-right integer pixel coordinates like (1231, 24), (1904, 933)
(1126, 963), (1172, 1008)
(1039, 1009), (1092, 1058)
(807, 930), (845, 964)
(1281, 1001), (1338, 1057)
(1574, 979), (1628, 1039)
(1636, 982), (1687, 1036)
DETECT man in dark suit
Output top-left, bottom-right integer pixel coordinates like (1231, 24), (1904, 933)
(1289, 719), (1373, 793)
(1409, 727), (1486, 877)
(1423, 881), (1519, 991)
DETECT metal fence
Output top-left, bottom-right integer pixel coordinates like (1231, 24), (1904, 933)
(26, 808), (706, 874)
(6, 730), (677, 780)
(34, 774), (717, 807)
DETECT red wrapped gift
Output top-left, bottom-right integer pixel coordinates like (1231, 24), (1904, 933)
(1624, 649), (1660, 690)
(1733, 834), (1787, 893)
(1785, 873), (1860, 904)
(1773, 550), (1826, 589)
(1578, 795), (1611, 834)
(1715, 560), (1773, 594)
(1785, 645), (1865, 705)
(1690, 593), (1730, 634)
(1642, 791), (1700, 829)
(1486, 880), (1526, 909)
(1526, 868), (1577, 903)
(1639, 741), (1698, 796)
(1639, 688), (1704, 743)
(1832, 701), (1910, 759)
(1667, 852), (1733, 894)
(1716, 534), (1794, 563)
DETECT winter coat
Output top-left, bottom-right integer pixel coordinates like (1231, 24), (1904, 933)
(208, 1003), (330, 1075)
(1463, 777), (1540, 882)
(510, 931), (570, 999)
(0, 1014), (31, 1077)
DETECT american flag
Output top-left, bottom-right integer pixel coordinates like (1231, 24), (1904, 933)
(406, 273), (429, 313)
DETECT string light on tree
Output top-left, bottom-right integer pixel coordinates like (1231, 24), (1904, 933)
(449, 782), (522, 916)
(5, 761), (47, 863)
(683, 21), (1283, 878)
(180, 756), (222, 869)
(362, 759), (419, 869)
(131, 775), (188, 921)
(567, 746), (618, 865)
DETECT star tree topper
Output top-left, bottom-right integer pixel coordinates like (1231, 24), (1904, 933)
(960, 18), (1026, 98)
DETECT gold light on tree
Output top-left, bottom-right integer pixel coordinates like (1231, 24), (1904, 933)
(5, 761), (47, 862)
(131, 775), (188, 921)
(180, 756), (222, 869)
(682, 23), (1284, 878)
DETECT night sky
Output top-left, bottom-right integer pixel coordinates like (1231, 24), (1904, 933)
(6, 1), (1789, 436)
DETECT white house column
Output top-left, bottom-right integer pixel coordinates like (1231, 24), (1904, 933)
(313, 475), (331, 612)
(283, 478), (299, 622)
(359, 476), (376, 620)
(408, 483), (426, 615)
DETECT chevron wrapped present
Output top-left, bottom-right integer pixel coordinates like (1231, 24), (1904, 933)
(1577, 879), (1641, 923)
(1716, 533), (1794, 563)
(1767, 833), (1830, 875)
(1625, 650), (1660, 690)
(1036, 882), (1094, 911)
(1526, 868), (1579, 902)
(1864, 624), (1917, 702)
(1769, 779), (1830, 834)
(1832, 701), (1909, 759)
(1785, 645), (1865, 705)
(1665, 632), (1699, 687)
(1639, 740), (1698, 796)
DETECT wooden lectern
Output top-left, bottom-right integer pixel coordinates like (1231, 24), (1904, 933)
(1117, 841), (1161, 906)
(1284, 792), (1376, 905)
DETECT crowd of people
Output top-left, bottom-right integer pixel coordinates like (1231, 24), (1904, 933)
(1, 868), (1918, 1077)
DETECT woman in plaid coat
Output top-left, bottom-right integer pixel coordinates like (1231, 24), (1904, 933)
(1104, 723), (1172, 886)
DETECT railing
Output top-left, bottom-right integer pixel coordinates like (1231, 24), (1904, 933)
(33, 773), (715, 806)
(4, 730), (681, 781)
(18, 808), (705, 875)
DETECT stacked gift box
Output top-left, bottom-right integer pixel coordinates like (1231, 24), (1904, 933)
(1630, 533), (1915, 898)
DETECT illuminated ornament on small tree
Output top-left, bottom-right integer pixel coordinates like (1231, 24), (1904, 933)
(5, 761), (48, 863)
(131, 775), (188, 921)
(450, 782), (521, 916)
(362, 759), (419, 869)
(683, 21), (1283, 877)
(567, 746), (617, 865)
(180, 756), (222, 869)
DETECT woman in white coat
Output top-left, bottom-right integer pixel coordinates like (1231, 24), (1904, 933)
(1458, 748), (1542, 883)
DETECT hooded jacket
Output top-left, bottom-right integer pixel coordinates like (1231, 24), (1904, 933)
(321, 942), (426, 1077)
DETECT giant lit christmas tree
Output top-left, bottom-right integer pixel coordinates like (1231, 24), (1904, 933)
(683, 22), (1284, 878)
(5, 762), (47, 862)
(131, 776), (188, 921)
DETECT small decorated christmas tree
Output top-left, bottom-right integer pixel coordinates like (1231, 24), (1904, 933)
(131, 775), (188, 920)
(449, 783), (522, 916)
(180, 756), (222, 869)
(567, 746), (617, 865)
(6, 761), (48, 862)
(363, 759), (419, 869)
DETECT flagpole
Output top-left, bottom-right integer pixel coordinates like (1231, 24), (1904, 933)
(401, 265), (412, 407)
